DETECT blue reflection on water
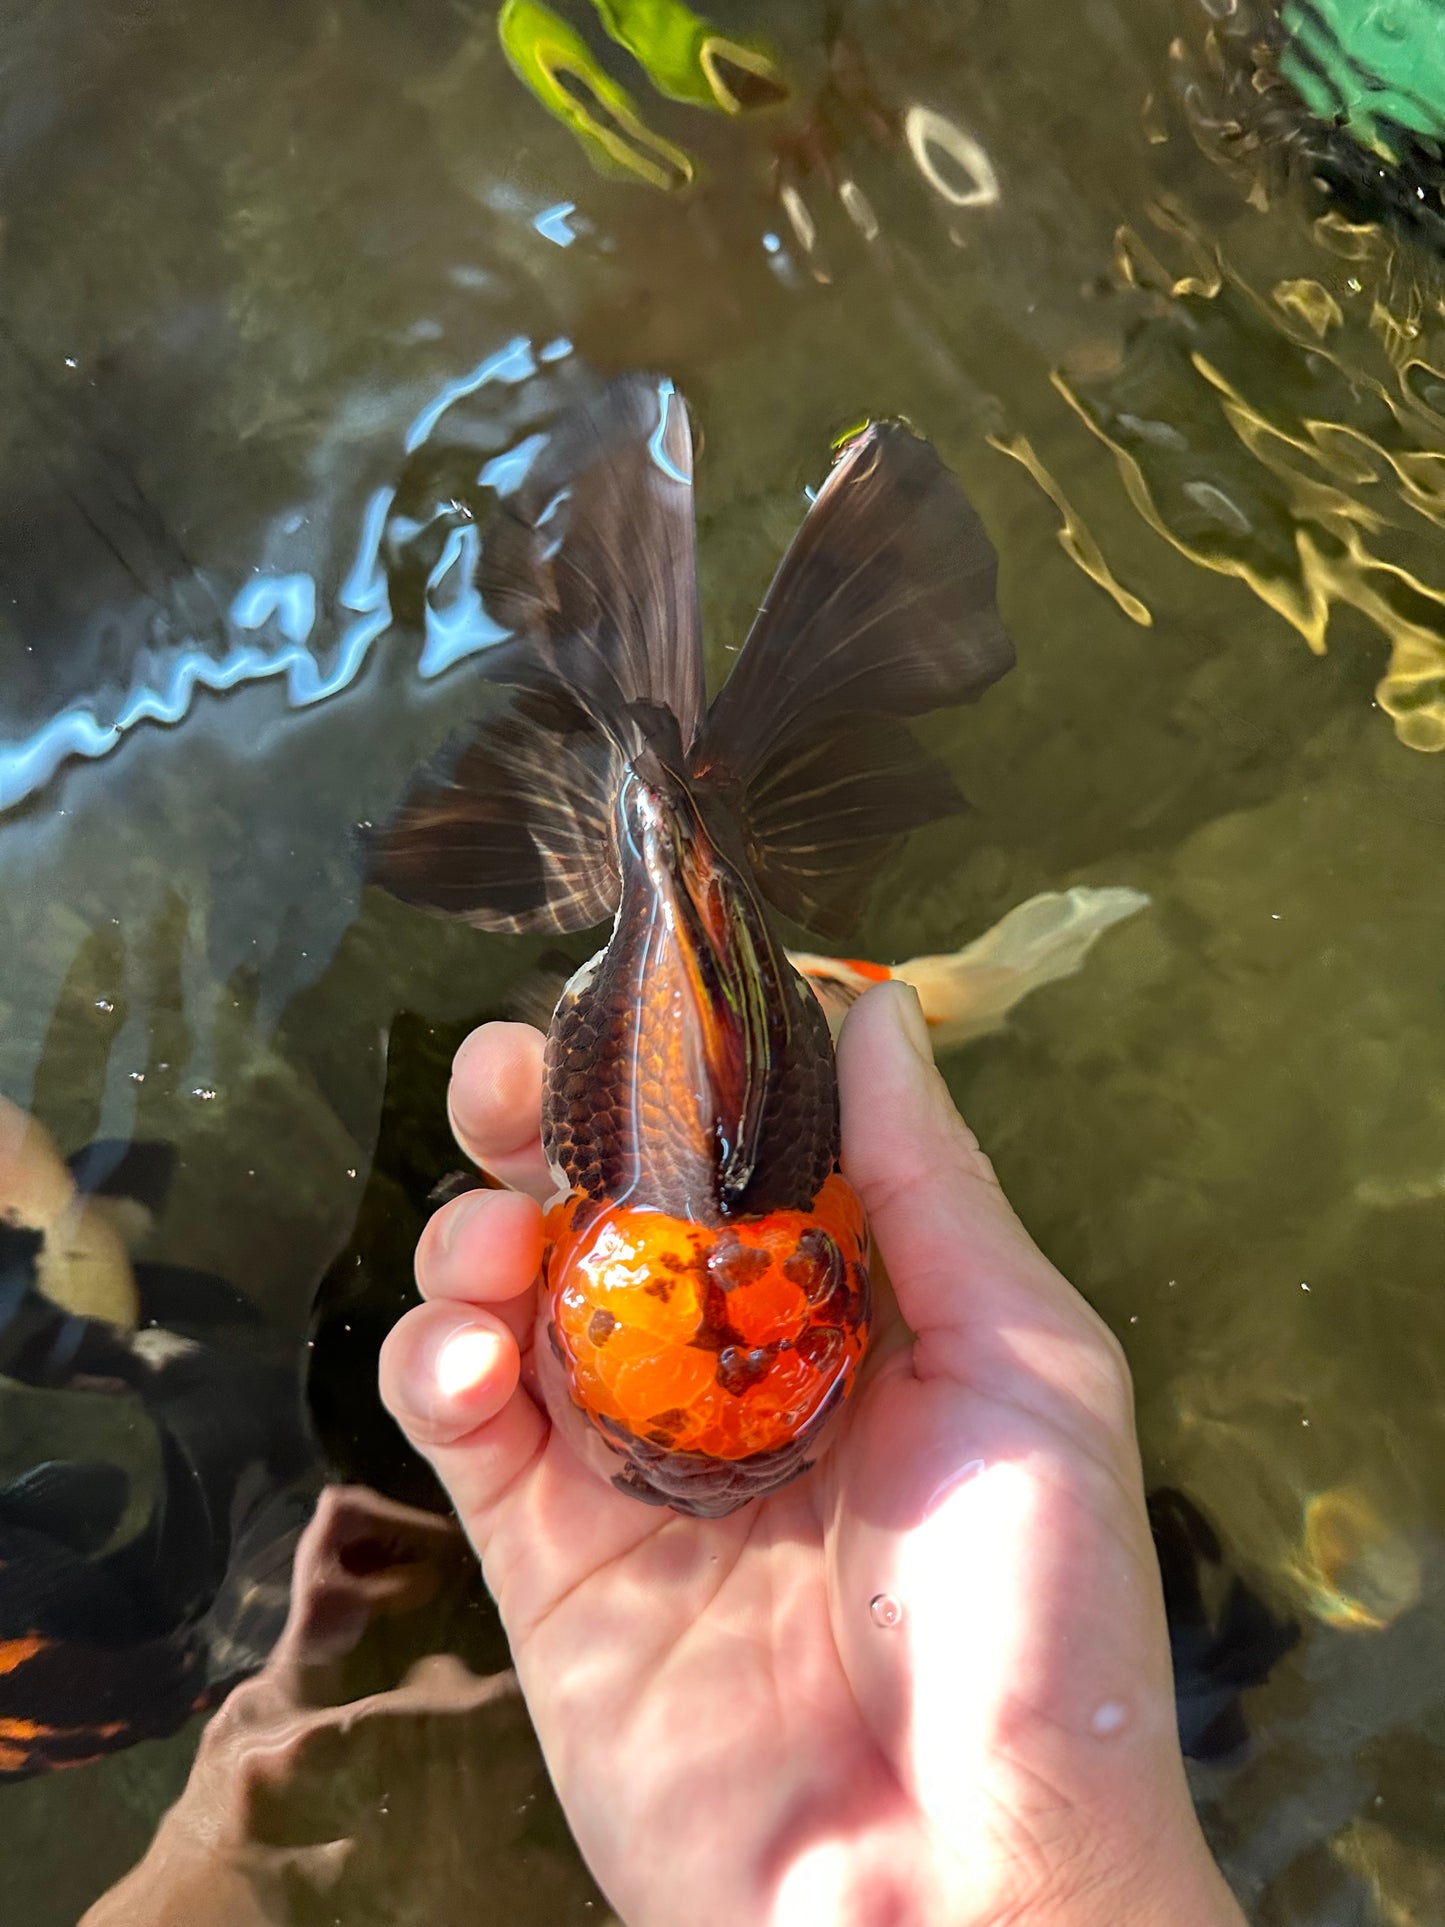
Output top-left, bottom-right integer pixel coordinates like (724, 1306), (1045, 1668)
(0, 331), (575, 814)
(647, 378), (689, 486)
(418, 520), (507, 680)
(478, 433), (547, 494)
(533, 202), (578, 247)
(230, 573), (317, 645)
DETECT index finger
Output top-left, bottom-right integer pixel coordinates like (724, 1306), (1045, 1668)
(448, 1022), (554, 1201)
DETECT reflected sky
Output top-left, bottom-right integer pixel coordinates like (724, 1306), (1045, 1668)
(0, 332), (574, 814)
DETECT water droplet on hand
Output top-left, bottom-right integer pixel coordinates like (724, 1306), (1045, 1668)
(869, 1593), (903, 1629)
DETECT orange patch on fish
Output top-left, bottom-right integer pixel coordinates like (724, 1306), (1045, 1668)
(544, 1173), (870, 1462)
(837, 958), (892, 983)
(0, 1637), (47, 1676)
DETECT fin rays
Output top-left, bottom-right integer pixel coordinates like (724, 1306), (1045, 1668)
(370, 382), (1013, 942)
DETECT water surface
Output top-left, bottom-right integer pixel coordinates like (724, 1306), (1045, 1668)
(3, 0), (1444, 1920)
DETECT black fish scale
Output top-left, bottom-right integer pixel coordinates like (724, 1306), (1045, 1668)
(744, 968), (838, 1217)
(541, 882), (839, 1222)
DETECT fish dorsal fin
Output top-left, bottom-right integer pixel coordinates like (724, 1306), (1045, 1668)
(694, 419), (1015, 940)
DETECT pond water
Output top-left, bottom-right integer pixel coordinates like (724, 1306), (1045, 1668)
(2, 0), (1444, 1920)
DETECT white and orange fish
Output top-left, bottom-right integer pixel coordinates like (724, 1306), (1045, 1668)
(789, 884), (1150, 1047)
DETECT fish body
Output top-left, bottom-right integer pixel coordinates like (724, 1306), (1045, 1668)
(0, 1114), (316, 1779)
(372, 373), (1013, 1515)
(1147, 1486), (1299, 1766)
(510, 885), (1151, 1054)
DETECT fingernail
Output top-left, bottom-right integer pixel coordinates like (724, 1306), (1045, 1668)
(435, 1326), (503, 1399)
(438, 1191), (484, 1255)
(888, 983), (934, 1066)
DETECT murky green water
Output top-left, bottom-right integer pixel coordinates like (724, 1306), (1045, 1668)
(3, 0), (1444, 1920)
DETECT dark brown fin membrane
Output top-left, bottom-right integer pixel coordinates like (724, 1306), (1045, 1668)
(367, 690), (620, 934)
(695, 420), (1015, 939)
(478, 372), (705, 757)
(736, 716), (966, 941)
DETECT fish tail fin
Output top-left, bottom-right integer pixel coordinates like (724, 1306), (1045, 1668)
(368, 373), (703, 933)
(692, 419), (1015, 941)
(894, 886), (1151, 1048)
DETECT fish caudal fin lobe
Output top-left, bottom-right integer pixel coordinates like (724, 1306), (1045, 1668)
(696, 420), (1015, 940)
(894, 886), (1151, 1047)
(368, 374), (703, 933)
(478, 374), (703, 752)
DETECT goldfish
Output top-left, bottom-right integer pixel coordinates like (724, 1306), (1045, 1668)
(1286, 1483), (1424, 1634)
(370, 373), (1014, 1516)
(0, 1103), (317, 1777)
(788, 885), (1151, 1047)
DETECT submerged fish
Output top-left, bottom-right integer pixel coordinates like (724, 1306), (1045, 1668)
(371, 373), (1014, 1516)
(0, 1106), (316, 1778)
(790, 885), (1150, 1048)
(1286, 1483), (1424, 1634)
(1147, 1487), (1299, 1766)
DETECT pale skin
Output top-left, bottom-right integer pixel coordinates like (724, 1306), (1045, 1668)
(380, 982), (1247, 1927)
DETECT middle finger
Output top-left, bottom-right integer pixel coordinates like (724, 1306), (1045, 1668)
(418, 1187), (543, 1348)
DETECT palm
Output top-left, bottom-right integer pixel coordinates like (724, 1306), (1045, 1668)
(381, 990), (1239, 1927)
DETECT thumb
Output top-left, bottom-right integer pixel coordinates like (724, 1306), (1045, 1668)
(837, 982), (1127, 1420)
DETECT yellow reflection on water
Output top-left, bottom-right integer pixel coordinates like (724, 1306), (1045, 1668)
(987, 432), (1153, 627)
(1285, 1485), (1423, 1633)
(1047, 207), (1445, 752)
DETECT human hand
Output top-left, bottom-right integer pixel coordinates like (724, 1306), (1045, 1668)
(82, 1487), (506, 1927)
(380, 983), (1245, 1927)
